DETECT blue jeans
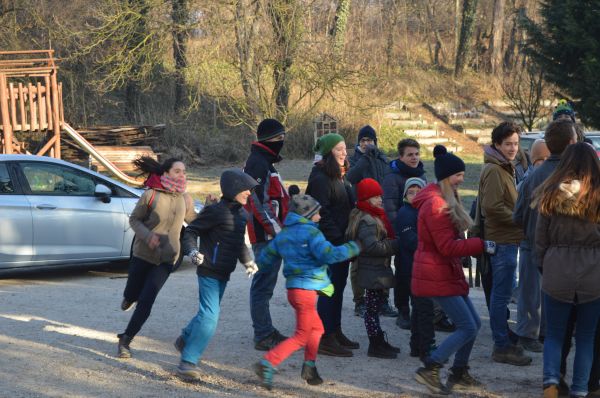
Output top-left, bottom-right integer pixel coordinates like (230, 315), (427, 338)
(250, 242), (282, 341)
(180, 276), (227, 365)
(318, 261), (349, 335)
(429, 295), (481, 368)
(489, 243), (518, 348)
(543, 294), (600, 397)
(516, 243), (541, 340)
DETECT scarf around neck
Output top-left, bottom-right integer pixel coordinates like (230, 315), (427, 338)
(356, 200), (395, 238)
(160, 174), (187, 193)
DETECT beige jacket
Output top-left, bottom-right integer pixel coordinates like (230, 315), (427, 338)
(130, 189), (196, 265)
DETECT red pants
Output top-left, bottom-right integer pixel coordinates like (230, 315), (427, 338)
(264, 288), (324, 366)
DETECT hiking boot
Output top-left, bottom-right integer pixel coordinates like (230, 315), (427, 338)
(254, 330), (288, 351)
(447, 366), (483, 391)
(492, 344), (532, 366)
(177, 360), (201, 380)
(253, 359), (275, 390)
(415, 362), (450, 395)
(354, 302), (366, 318)
(380, 331), (400, 353)
(117, 333), (132, 359)
(519, 336), (543, 353)
(318, 333), (353, 357)
(174, 335), (185, 353)
(543, 384), (558, 398)
(368, 334), (397, 359)
(434, 317), (456, 333)
(334, 328), (359, 349)
(396, 312), (411, 330)
(380, 301), (399, 317)
(121, 298), (135, 311)
(301, 361), (323, 385)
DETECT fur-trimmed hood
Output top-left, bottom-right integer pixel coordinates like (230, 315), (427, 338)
(547, 180), (596, 222)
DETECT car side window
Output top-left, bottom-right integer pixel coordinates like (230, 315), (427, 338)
(0, 163), (15, 194)
(21, 163), (96, 196)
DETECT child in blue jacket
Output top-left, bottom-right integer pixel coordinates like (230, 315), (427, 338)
(253, 194), (360, 390)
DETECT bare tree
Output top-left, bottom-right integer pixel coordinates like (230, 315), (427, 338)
(454, 0), (479, 77)
(488, 0), (505, 74)
(172, 0), (190, 113)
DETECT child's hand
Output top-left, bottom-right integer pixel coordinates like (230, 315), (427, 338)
(189, 249), (204, 266)
(146, 233), (160, 250)
(243, 261), (259, 278)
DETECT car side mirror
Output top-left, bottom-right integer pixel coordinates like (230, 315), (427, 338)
(95, 183), (112, 203)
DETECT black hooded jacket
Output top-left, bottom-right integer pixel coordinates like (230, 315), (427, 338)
(382, 159), (426, 225)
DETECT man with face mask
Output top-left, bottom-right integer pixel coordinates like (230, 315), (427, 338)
(245, 118), (291, 351)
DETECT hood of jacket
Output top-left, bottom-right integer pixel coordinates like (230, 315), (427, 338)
(389, 159), (425, 178)
(412, 183), (440, 210)
(484, 145), (514, 172)
(546, 180), (598, 222)
(284, 211), (317, 228)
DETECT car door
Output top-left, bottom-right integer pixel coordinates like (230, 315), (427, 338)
(0, 162), (33, 266)
(17, 161), (127, 262)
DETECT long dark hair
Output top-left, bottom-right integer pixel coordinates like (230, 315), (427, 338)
(133, 156), (182, 176)
(316, 153), (349, 179)
(534, 143), (600, 222)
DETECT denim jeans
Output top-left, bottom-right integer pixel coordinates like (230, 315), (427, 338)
(317, 261), (349, 335)
(180, 275), (227, 365)
(489, 243), (518, 348)
(250, 242), (282, 342)
(429, 295), (481, 368)
(516, 242), (541, 340)
(543, 294), (600, 397)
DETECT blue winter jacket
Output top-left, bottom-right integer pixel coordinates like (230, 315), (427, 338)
(395, 201), (419, 276)
(257, 212), (360, 294)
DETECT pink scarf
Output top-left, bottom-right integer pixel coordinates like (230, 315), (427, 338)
(159, 174), (187, 193)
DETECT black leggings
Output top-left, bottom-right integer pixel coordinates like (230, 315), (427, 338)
(122, 256), (172, 338)
(410, 296), (435, 356)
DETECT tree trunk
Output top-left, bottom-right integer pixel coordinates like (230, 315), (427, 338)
(426, 0), (445, 67)
(124, 0), (149, 122)
(385, 0), (400, 71)
(454, 0), (479, 77)
(331, 0), (350, 59)
(489, 0), (505, 74)
(171, 0), (189, 113)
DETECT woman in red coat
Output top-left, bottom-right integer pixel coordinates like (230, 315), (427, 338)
(411, 146), (496, 395)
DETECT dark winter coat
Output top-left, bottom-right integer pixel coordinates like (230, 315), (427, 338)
(382, 159), (426, 225)
(395, 201), (418, 277)
(305, 165), (354, 246)
(346, 145), (389, 185)
(535, 180), (600, 304)
(182, 198), (252, 281)
(411, 183), (484, 297)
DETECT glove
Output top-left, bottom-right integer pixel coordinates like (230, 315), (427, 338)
(243, 261), (259, 278)
(189, 249), (204, 266)
(484, 240), (497, 255)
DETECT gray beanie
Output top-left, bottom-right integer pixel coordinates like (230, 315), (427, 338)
(403, 177), (426, 198)
(220, 169), (258, 200)
(289, 194), (321, 219)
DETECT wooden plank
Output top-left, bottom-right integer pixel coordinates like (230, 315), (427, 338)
(39, 81), (47, 131)
(0, 74), (13, 154)
(45, 75), (52, 131)
(18, 82), (25, 131)
(8, 82), (17, 129)
(27, 83), (35, 132)
(36, 81), (42, 133)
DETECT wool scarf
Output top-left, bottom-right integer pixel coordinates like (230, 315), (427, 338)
(160, 174), (187, 193)
(356, 200), (395, 239)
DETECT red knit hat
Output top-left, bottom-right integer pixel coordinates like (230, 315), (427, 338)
(356, 178), (383, 201)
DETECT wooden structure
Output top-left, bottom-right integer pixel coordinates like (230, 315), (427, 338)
(313, 113), (338, 144)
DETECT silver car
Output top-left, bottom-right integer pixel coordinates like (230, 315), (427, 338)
(0, 154), (194, 274)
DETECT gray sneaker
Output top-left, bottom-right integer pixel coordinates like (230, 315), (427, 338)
(177, 360), (201, 380)
(519, 337), (543, 353)
(492, 344), (532, 366)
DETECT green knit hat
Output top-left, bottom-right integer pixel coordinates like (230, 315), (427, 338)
(313, 133), (345, 156)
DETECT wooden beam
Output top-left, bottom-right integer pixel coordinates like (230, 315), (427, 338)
(0, 74), (13, 154)
(36, 134), (57, 156)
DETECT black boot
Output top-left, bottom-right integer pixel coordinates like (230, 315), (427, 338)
(117, 333), (132, 359)
(367, 333), (397, 359)
(334, 328), (359, 349)
(318, 334), (353, 357)
(301, 361), (323, 385)
(415, 360), (450, 395)
(379, 331), (400, 354)
(447, 366), (482, 391)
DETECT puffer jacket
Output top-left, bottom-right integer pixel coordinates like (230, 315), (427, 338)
(535, 180), (600, 304)
(352, 212), (399, 290)
(478, 145), (524, 244)
(382, 159), (426, 225)
(411, 183), (484, 297)
(346, 145), (389, 185)
(182, 198), (252, 281)
(257, 212), (360, 294)
(395, 201), (418, 276)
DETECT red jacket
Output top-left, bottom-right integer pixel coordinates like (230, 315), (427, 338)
(411, 183), (484, 297)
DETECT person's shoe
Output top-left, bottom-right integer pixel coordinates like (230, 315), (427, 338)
(447, 366), (483, 391)
(334, 328), (359, 349)
(354, 302), (366, 317)
(301, 361), (323, 385)
(254, 330), (288, 351)
(415, 361), (450, 395)
(396, 313), (411, 330)
(434, 317), (456, 333)
(117, 333), (132, 359)
(492, 344), (532, 366)
(318, 333), (353, 357)
(543, 384), (558, 398)
(380, 331), (400, 353)
(519, 336), (543, 353)
(253, 359), (275, 390)
(380, 301), (399, 317)
(367, 333), (397, 359)
(121, 298), (135, 311)
(174, 335), (185, 353)
(587, 386), (600, 397)
(177, 360), (201, 380)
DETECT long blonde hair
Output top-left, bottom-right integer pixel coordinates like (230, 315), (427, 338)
(438, 179), (473, 232)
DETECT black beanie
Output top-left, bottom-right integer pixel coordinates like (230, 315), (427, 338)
(257, 118), (285, 142)
(358, 125), (377, 145)
(433, 145), (465, 181)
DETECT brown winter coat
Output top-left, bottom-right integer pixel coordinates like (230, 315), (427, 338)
(535, 180), (600, 304)
(478, 146), (524, 244)
(130, 189), (196, 265)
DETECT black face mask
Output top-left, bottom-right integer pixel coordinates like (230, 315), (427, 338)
(263, 140), (284, 155)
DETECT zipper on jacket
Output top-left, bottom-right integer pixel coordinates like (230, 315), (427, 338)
(212, 242), (220, 264)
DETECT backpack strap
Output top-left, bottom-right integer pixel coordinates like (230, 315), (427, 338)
(147, 189), (157, 212)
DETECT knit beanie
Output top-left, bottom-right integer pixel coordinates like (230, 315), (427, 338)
(289, 194), (321, 219)
(433, 145), (465, 181)
(403, 177), (426, 198)
(257, 118), (285, 141)
(313, 133), (345, 156)
(552, 100), (576, 122)
(356, 178), (383, 201)
(357, 125), (377, 145)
